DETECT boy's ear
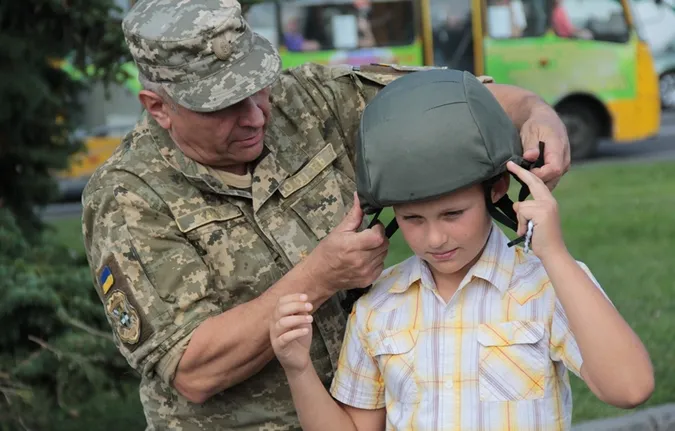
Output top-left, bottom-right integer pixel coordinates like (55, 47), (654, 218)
(491, 172), (510, 203)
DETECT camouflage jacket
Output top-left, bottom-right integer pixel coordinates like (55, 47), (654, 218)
(82, 63), (492, 431)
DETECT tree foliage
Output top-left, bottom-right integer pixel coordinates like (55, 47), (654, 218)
(0, 0), (131, 240)
(0, 1), (146, 429)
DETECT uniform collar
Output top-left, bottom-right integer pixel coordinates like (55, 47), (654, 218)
(144, 111), (309, 212)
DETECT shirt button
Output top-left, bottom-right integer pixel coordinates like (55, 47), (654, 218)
(444, 380), (453, 389)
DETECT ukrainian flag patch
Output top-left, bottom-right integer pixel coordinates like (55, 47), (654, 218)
(99, 265), (114, 295)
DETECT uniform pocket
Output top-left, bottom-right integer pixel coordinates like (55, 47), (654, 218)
(477, 321), (547, 401)
(368, 329), (420, 405)
(177, 204), (283, 305)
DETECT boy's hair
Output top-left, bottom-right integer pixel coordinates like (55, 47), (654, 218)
(355, 68), (544, 240)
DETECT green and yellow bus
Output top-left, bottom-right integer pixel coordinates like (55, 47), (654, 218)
(242, 0), (661, 159)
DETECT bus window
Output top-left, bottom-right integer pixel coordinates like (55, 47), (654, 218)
(278, 0), (416, 52)
(486, 0), (548, 38)
(244, 2), (280, 48)
(555, 0), (629, 42)
(431, 0), (475, 72)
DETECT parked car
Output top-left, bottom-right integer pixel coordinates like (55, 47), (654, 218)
(631, 0), (675, 109)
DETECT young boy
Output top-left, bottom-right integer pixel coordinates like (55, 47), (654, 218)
(269, 69), (653, 431)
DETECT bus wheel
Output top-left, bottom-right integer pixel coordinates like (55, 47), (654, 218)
(557, 104), (599, 161)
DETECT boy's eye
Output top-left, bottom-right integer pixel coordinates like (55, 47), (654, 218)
(402, 215), (421, 221)
(444, 210), (464, 217)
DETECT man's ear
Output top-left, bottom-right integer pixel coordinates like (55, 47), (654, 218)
(138, 90), (171, 129)
(491, 172), (510, 203)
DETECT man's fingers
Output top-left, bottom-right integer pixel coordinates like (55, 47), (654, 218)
(337, 192), (366, 233)
(353, 227), (388, 250)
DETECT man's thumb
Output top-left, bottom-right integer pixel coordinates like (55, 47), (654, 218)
(338, 192), (364, 232)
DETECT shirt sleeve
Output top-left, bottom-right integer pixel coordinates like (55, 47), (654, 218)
(549, 261), (611, 379)
(82, 171), (222, 386)
(329, 304), (385, 409)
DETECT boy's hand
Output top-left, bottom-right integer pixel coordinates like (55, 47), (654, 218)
(270, 293), (314, 376)
(506, 161), (567, 260)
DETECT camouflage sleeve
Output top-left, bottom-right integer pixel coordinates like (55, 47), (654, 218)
(279, 63), (494, 168)
(82, 172), (221, 385)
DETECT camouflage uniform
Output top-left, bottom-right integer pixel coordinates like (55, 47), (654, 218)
(82, 0), (493, 429)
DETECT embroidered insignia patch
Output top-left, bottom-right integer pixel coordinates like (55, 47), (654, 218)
(105, 291), (141, 345)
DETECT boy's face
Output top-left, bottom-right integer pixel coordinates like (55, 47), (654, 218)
(394, 175), (509, 281)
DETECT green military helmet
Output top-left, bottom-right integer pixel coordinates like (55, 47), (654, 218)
(355, 68), (545, 241)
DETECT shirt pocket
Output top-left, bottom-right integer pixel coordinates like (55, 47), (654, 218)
(368, 329), (421, 405)
(477, 321), (548, 402)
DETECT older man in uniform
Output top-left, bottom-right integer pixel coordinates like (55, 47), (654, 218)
(82, 0), (572, 429)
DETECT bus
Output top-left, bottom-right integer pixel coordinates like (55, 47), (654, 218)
(242, 0), (661, 159)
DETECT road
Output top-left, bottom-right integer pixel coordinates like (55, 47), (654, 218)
(41, 111), (675, 221)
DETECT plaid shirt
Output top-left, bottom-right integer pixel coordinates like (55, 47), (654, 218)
(330, 224), (606, 430)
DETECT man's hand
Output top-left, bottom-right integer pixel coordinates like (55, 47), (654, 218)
(519, 106), (571, 190)
(485, 82), (571, 190)
(305, 193), (388, 293)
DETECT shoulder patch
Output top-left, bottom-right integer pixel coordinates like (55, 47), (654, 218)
(97, 254), (154, 351)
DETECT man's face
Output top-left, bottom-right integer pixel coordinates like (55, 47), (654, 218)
(147, 88), (272, 174)
(393, 175), (508, 283)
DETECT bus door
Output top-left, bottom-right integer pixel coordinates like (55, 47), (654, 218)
(429, 0), (477, 72)
(481, 0), (634, 102)
(480, 0), (637, 158)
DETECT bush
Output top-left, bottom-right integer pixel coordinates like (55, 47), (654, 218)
(0, 209), (145, 430)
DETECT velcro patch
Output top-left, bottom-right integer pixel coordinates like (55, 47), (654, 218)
(99, 265), (114, 294)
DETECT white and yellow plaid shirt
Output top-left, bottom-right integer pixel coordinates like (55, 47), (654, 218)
(330, 224), (606, 431)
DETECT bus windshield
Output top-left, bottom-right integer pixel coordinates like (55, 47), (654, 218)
(244, 0), (421, 67)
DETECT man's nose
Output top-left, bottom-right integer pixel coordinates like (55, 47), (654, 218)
(238, 97), (265, 129)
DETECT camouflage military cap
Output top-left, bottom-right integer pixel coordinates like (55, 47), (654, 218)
(122, 0), (282, 112)
(356, 69), (524, 214)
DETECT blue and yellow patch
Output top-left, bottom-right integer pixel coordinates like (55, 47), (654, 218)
(99, 265), (114, 295)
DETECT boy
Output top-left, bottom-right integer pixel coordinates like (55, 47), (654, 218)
(269, 69), (653, 430)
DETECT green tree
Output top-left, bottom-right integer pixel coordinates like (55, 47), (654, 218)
(0, 1), (146, 429)
(0, 0), (131, 240)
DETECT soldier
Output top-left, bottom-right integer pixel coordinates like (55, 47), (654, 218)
(82, 0), (572, 429)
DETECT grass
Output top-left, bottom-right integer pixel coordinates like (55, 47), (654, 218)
(49, 159), (675, 424)
(47, 216), (85, 254)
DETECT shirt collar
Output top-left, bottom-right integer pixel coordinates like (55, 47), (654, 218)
(389, 222), (516, 294)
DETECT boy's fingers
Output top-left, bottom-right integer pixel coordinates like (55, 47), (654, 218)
(277, 301), (313, 317)
(277, 327), (311, 348)
(278, 293), (308, 306)
(506, 161), (550, 200)
(277, 315), (313, 330)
